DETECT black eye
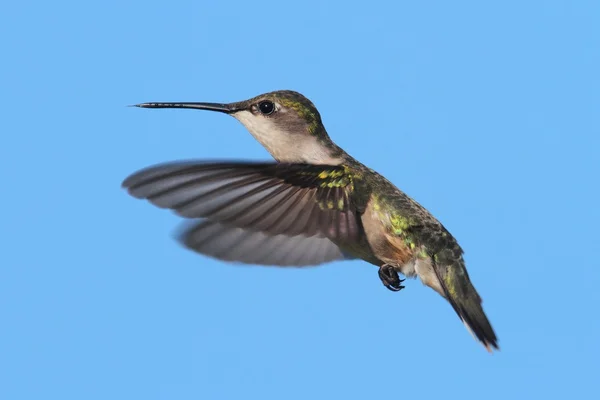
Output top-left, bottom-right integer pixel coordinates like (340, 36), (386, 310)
(258, 100), (275, 115)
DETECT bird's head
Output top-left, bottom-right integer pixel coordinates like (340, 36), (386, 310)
(136, 90), (344, 164)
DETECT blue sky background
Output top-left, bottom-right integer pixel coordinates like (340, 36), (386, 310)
(1, 1), (599, 399)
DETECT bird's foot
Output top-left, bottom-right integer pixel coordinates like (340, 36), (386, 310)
(378, 264), (405, 292)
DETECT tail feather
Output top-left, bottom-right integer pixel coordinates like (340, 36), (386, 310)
(432, 251), (499, 351)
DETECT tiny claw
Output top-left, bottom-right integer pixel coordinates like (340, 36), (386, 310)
(385, 284), (405, 292)
(378, 264), (405, 292)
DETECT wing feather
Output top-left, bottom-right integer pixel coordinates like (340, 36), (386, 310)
(123, 161), (362, 242)
(177, 219), (352, 266)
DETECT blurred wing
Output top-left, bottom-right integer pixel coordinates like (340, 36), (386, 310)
(176, 219), (353, 266)
(122, 161), (362, 243)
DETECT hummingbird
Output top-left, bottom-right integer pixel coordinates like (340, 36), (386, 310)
(123, 90), (499, 351)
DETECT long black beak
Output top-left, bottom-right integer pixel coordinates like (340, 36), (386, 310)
(134, 102), (237, 113)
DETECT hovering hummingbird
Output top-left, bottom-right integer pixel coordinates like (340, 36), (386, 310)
(123, 90), (499, 351)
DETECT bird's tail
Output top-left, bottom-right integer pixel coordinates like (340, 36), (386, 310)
(432, 250), (499, 352)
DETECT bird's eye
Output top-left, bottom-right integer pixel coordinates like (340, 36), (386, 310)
(258, 100), (275, 115)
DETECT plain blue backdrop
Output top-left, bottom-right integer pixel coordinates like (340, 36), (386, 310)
(1, 1), (599, 399)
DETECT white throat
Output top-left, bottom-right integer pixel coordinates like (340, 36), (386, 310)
(232, 110), (342, 165)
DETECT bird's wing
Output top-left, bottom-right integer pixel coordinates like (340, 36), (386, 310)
(122, 161), (364, 265)
(176, 219), (351, 266)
